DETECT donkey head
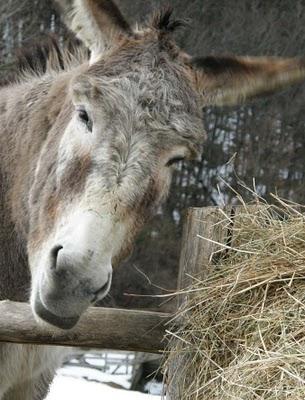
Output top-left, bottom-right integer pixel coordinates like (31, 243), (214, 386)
(28, 0), (305, 329)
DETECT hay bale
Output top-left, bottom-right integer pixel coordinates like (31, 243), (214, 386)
(164, 201), (305, 399)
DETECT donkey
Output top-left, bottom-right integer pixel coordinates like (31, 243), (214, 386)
(1, 0), (305, 398)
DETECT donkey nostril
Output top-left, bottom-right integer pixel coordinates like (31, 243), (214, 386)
(50, 245), (63, 269)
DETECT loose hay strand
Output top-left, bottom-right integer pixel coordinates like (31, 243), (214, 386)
(164, 198), (305, 399)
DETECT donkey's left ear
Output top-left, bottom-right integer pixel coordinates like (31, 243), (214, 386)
(189, 55), (305, 107)
(54, 0), (132, 62)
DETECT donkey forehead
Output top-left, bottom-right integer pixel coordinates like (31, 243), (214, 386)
(71, 61), (204, 144)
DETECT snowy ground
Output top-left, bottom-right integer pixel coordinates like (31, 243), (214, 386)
(46, 375), (161, 400)
(45, 351), (163, 399)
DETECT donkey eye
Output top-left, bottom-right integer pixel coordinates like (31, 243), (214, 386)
(166, 156), (185, 167)
(77, 108), (92, 132)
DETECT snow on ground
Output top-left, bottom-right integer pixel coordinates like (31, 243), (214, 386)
(45, 351), (163, 399)
(46, 375), (162, 400)
(59, 365), (133, 389)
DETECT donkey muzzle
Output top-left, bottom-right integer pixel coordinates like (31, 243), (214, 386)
(33, 264), (112, 329)
(31, 210), (113, 329)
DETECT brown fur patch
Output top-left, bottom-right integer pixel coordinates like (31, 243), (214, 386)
(46, 193), (60, 224)
(61, 153), (92, 197)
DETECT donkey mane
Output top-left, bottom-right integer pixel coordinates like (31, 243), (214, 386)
(16, 35), (67, 74)
(1, 35), (89, 86)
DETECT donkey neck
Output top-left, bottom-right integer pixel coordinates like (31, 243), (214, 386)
(1, 72), (73, 227)
(0, 71), (72, 301)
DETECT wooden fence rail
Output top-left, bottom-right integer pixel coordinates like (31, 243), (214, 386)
(0, 300), (170, 353)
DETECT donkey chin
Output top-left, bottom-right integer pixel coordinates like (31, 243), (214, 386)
(32, 269), (112, 330)
(30, 210), (114, 330)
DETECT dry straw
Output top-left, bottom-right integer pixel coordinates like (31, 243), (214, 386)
(164, 198), (305, 399)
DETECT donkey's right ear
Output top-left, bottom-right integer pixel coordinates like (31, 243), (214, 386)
(54, 0), (132, 62)
(188, 55), (305, 107)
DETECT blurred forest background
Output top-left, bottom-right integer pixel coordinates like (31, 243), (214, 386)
(1, 0), (305, 311)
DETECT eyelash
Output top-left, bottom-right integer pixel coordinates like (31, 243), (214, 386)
(166, 156), (185, 167)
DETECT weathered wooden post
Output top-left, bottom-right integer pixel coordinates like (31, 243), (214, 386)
(166, 206), (232, 399)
